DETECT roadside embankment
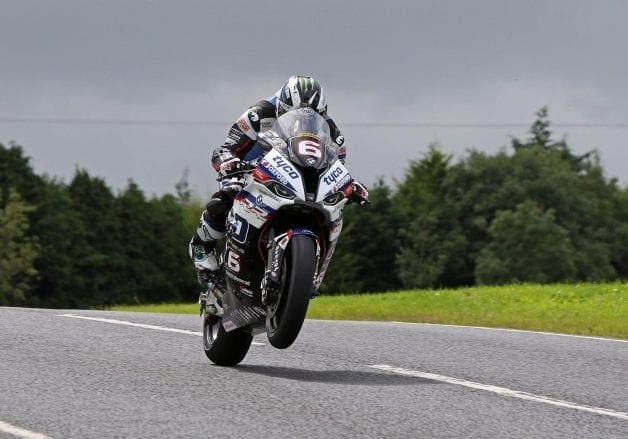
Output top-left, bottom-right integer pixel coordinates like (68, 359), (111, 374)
(109, 283), (627, 338)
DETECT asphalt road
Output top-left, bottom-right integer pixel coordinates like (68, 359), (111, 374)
(1, 307), (626, 438)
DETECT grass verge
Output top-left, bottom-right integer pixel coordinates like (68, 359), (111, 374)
(109, 282), (627, 338)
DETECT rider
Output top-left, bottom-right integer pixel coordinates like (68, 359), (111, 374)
(189, 75), (369, 285)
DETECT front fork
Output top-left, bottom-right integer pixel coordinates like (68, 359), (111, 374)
(261, 228), (321, 305)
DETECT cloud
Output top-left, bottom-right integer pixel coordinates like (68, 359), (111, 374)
(1, 0), (627, 193)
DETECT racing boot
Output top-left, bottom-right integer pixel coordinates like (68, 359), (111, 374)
(190, 204), (229, 286)
(189, 237), (219, 287)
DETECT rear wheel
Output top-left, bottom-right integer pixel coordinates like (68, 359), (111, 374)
(203, 315), (252, 366)
(266, 235), (316, 349)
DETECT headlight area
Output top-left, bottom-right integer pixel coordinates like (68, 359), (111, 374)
(264, 181), (296, 199)
(323, 191), (345, 206)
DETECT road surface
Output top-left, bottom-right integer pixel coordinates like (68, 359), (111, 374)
(1, 307), (626, 438)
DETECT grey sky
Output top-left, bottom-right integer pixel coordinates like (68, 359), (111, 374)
(1, 0), (627, 196)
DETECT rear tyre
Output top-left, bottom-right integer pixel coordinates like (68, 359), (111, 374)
(266, 235), (316, 349)
(203, 315), (252, 366)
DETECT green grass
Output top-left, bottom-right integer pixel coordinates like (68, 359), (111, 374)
(109, 282), (628, 338)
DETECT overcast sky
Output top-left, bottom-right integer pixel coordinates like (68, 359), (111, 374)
(1, 0), (627, 196)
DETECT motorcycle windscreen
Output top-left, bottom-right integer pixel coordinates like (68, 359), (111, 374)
(276, 108), (333, 169)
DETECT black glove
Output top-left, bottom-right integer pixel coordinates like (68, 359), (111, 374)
(218, 157), (242, 177)
(350, 181), (370, 205)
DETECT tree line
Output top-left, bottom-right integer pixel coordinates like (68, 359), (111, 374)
(1, 108), (627, 307)
(0, 147), (198, 307)
(323, 108), (628, 292)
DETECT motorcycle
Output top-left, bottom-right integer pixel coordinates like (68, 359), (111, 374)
(200, 107), (363, 366)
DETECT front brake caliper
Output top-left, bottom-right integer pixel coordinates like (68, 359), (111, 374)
(261, 270), (281, 305)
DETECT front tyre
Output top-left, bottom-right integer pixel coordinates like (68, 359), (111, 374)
(203, 315), (252, 366)
(266, 235), (316, 349)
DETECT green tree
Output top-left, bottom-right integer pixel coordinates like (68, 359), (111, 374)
(114, 182), (197, 304)
(611, 187), (628, 277)
(64, 169), (119, 307)
(30, 179), (83, 307)
(0, 142), (44, 206)
(445, 108), (620, 284)
(0, 190), (39, 304)
(322, 180), (400, 294)
(394, 145), (467, 288)
(475, 200), (576, 284)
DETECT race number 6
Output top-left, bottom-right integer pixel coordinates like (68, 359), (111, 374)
(298, 140), (322, 158)
(227, 251), (241, 272)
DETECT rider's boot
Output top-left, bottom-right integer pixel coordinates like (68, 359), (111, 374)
(190, 200), (233, 287)
(189, 237), (219, 286)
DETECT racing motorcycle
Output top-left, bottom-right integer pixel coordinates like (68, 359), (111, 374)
(200, 107), (364, 366)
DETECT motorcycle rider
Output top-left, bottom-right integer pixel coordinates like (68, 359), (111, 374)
(189, 75), (369, 285)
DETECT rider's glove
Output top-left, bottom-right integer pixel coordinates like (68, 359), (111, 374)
(218, 157), (242, 177)
(350, 181), (370, 205)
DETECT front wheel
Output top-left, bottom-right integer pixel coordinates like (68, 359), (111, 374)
(266, 235), (316, 349)
(203, 315), (252, 366)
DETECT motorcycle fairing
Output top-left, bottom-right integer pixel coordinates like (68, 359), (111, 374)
(258, 149), (305, 197)
(316, 162), (352, 202)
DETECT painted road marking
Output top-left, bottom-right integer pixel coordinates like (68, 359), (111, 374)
(312, 319), (627, 343)
(0, 420), (51, 439)
(387, 321), (628, 343)
(59, 314), (265, 346)
(369, 364), (628, 421)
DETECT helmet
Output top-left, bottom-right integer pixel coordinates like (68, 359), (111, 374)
(276, 75), (327, 117)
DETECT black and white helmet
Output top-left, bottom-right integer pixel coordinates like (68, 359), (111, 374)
(276, 75), (327, 117)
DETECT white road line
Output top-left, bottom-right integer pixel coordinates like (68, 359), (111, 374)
(312, 319), (627, 342)
(387, 321), (628, 343)
(0, 420), (51, 439)
(58, 314), (265, 346)
(369, 364), (628, 421)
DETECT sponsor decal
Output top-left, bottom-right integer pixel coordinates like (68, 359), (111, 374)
(222, 318), (237, 332)
(248, 110), (259, 122)
(297, 77), (315, 92)
(229, 127), (242, 139)
(335, 135), (345, 146)
(332, 174), (352, 192)
(271, 155), (299, 179)
(237, 118), (250, 132)
(225, 270), (251, 286)
(323, 166), (345, 185)
(295, 132), (320, 140)
(260, 159), (292, 187)
(236, 191), (275, 222)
